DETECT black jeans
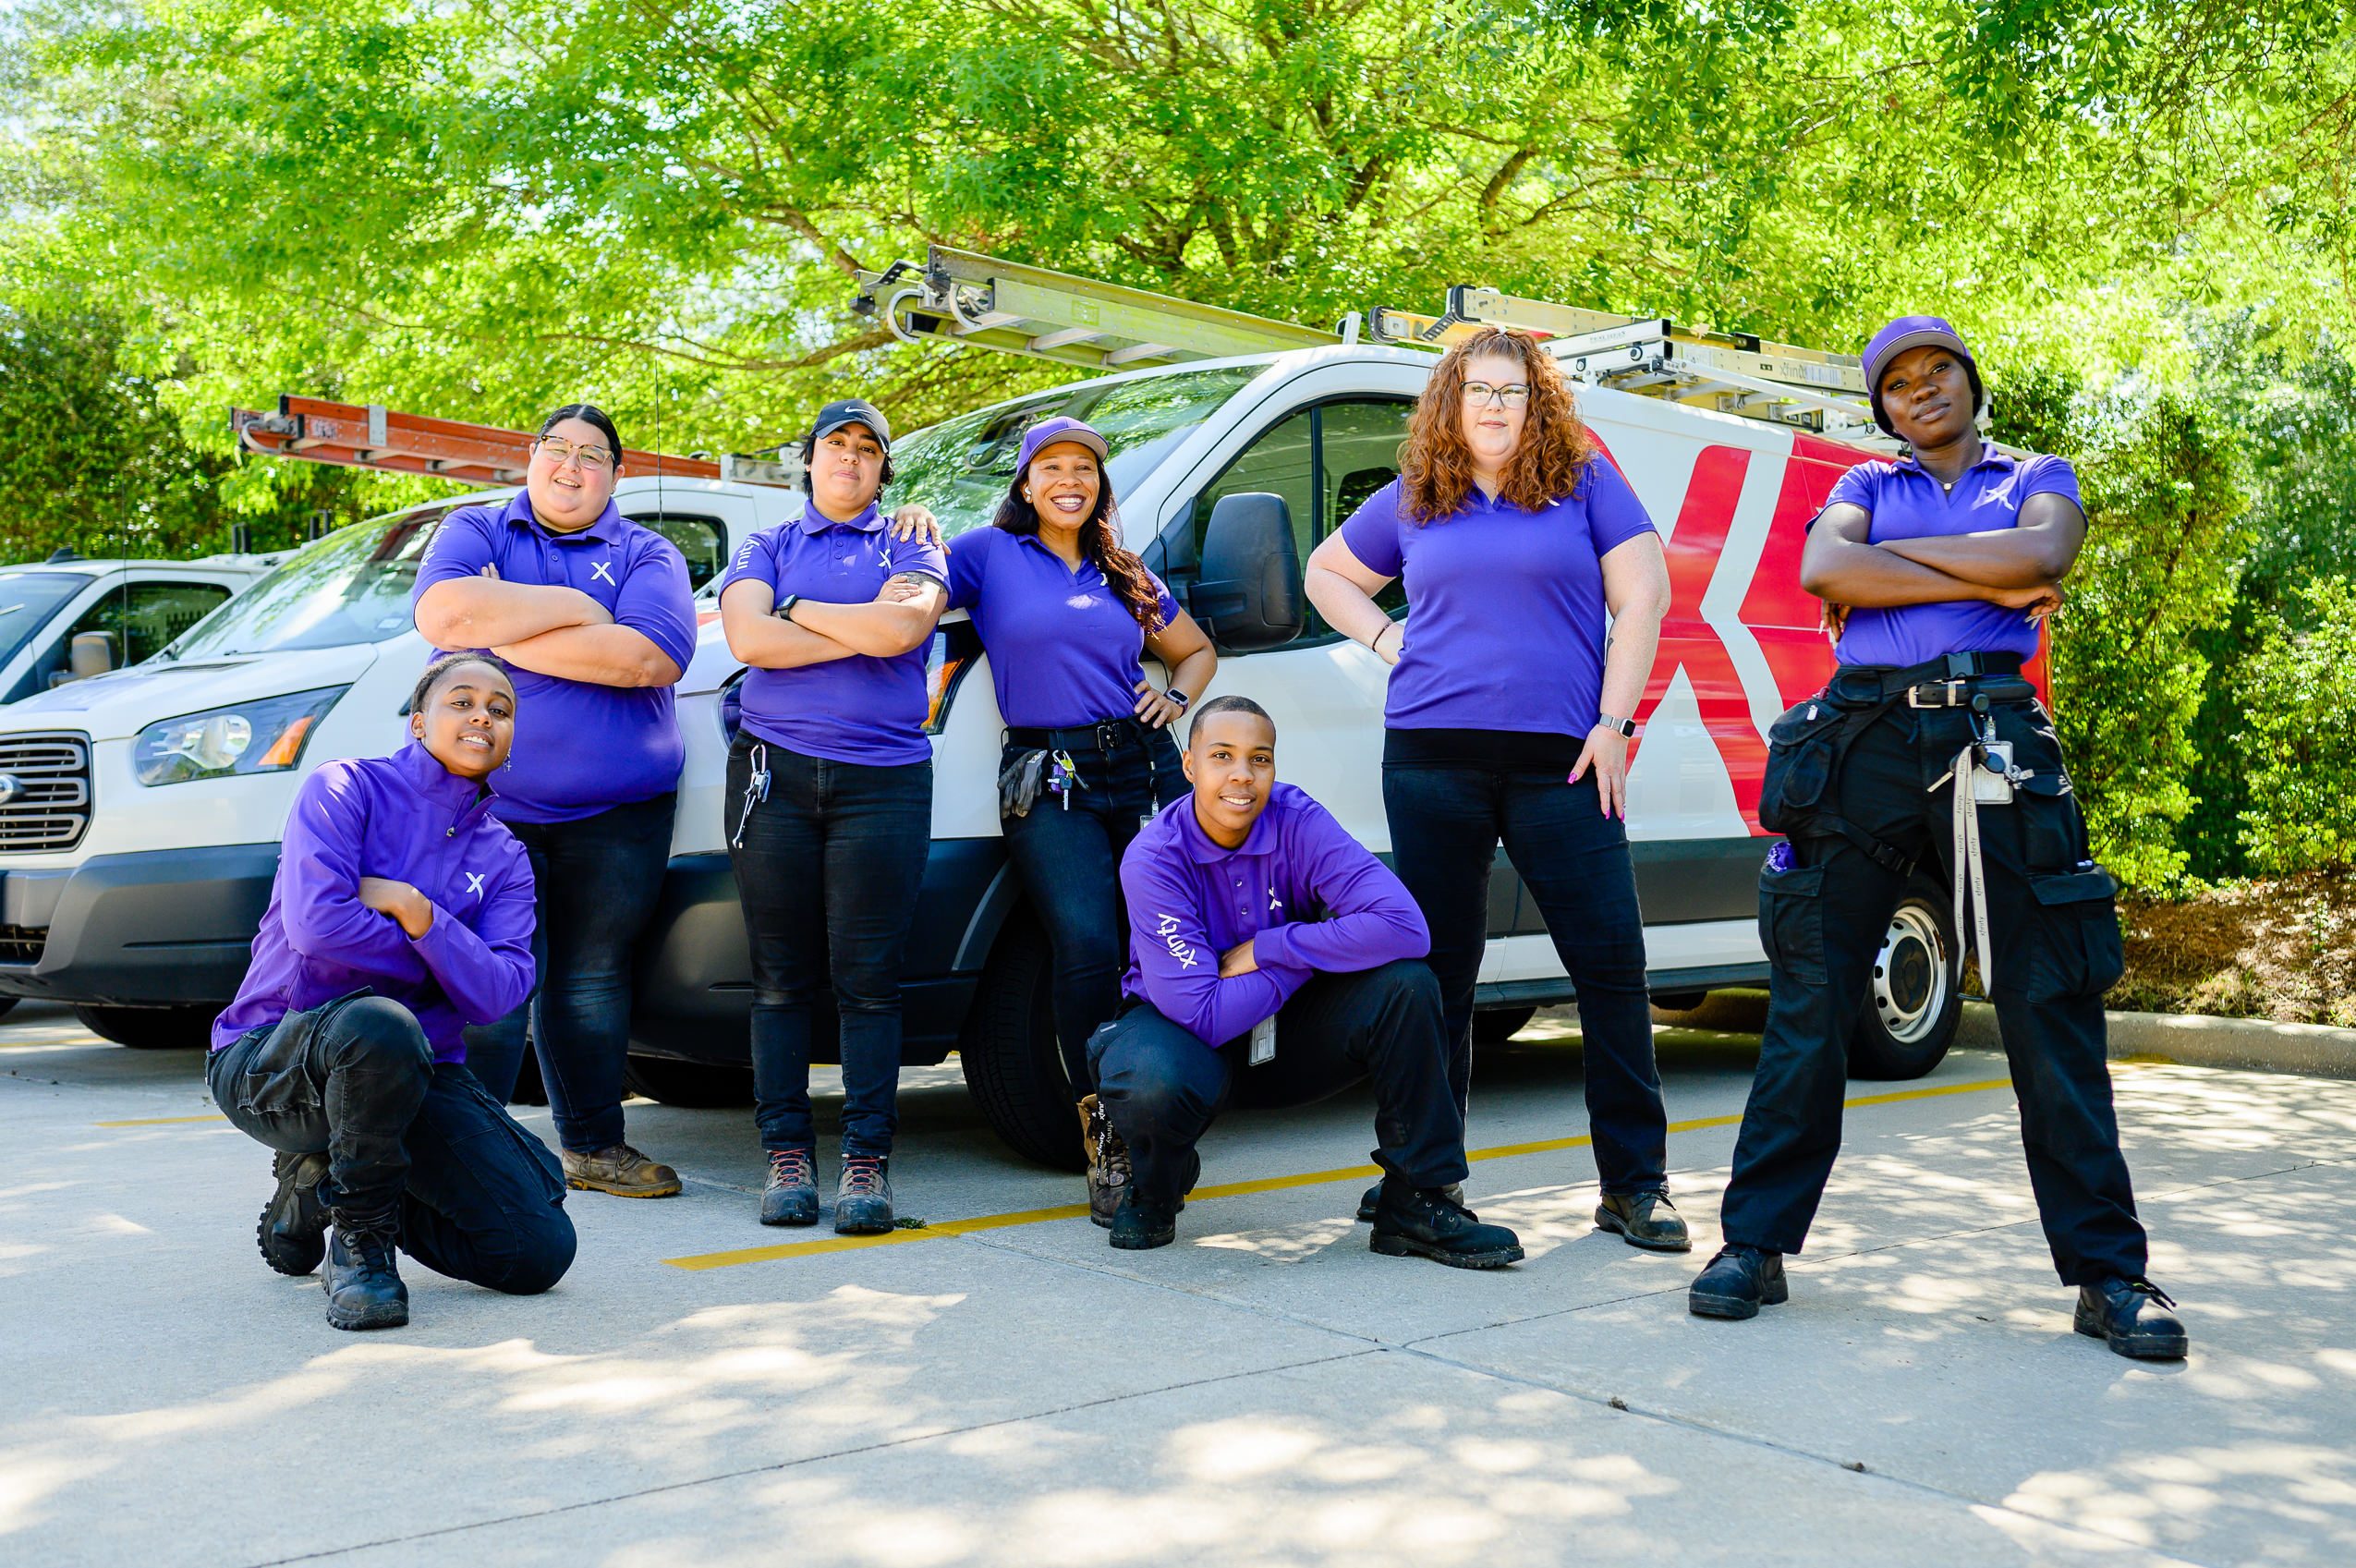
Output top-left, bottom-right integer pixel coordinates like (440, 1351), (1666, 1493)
(726, 735), (932, 1158)
(1723, 694), (2145, 1284)
(1001, 724), (1187, 1099)
(1383, 752), (1668, 1195)
(1088, 960), (1469, 1208)
(464, 792), (676, 1152)
(208, 994), (576, 1294)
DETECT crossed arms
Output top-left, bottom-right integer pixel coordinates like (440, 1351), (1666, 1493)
(1801, 492), (2085, 633)
(415, 574), (683, 687)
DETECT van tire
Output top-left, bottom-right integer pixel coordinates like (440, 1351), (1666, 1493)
(1847, 875), (1961, 1081)
(74, 1004), (213, 1050)
(1472, 1005), (1538, 1045)
(622, 1055), (755, 1109)
(0, 996), (16, 1022)
(960, 915), (1084, 1172)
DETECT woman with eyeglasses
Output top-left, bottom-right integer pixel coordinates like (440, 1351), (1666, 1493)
(1305, 327), (1686, 1253)
(943, 416), (1216, 1222)
(411, 404), (698, 1200)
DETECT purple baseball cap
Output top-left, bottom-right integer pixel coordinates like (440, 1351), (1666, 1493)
(1015, 415), (1110, 470)
(1862, 315), (1986, 436)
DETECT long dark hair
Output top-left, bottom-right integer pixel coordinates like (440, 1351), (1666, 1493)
(992, 457), (1166, 632)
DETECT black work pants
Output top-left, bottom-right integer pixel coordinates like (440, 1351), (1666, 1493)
(1383, 759), (1668, 1195)
(726, 735), (932, 1158)
(208, 995), (576, 1294)
(1088, 960), (1469, 1209)
(1722, 693), (2145, 1284)
(999, 724), (1186, 1100)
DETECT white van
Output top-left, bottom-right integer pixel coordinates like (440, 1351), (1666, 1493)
(0, 343), (1966, 1157)
(0, 552), (282, 705)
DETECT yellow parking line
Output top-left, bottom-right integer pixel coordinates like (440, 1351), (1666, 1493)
(662, 1076), (2016, 1271)
(93, 1113), (227, 1127)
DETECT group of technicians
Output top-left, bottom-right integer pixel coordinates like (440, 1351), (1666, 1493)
(204, 312), (2188, 1363)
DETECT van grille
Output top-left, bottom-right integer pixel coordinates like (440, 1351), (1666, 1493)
(0, 733), (92, 852)
(0, 925), (43, 964)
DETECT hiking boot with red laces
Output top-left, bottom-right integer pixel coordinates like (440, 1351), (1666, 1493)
(562, 1143), (681, 1198)
(834, 1155), (894, 1234)
(1078, 1095), (1131, 1228)
(760, 1147), (819, 1227)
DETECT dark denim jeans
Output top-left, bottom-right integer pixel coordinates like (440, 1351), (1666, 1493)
(1001, 724), (1186, 1099)
(1382, 758), (1668, 1196)
(726, 735), (932, 1158)
(208, 994), (575, 1294)
(463, 792), (676, 1153)
(1723, 696), (2145, 1283)
(1089, 960), (1468, 1209)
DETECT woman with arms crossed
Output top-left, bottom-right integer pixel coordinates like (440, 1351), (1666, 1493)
(1306, 327), (1686, 1252)
(944, 416), (1216, 1221)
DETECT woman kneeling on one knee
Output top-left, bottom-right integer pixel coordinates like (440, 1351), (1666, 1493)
(209, 652), (575, 1331)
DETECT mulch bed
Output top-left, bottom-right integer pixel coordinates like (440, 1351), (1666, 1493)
(2116, 868), (2356, 1026)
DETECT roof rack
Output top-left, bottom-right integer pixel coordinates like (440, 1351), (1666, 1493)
(852, 246), (1340, 374)
(229, 396), (797, 488)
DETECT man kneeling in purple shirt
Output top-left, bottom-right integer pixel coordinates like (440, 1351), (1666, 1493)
(208, 653), (573, 1331)
(1090, 696), (1523, 1267)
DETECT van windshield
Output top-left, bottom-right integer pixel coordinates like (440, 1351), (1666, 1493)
(161, 507), (452, 658)
(889, 364), (1261, 541)
(0, 573), (88, 667)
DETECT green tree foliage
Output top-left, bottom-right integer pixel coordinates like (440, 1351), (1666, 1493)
(2240, 578), (2356, 873)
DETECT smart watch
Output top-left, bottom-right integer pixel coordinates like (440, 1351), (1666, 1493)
(1597, 711), (1637, 738)
(1165, 687), (1191, 710)
(776, 593), (803, 624)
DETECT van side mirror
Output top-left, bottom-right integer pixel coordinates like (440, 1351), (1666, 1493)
(1189, 492), (1304, 654)
(68, 632), (114, 680)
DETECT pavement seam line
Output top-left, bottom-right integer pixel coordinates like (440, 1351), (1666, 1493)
(660, 1076), (2016, 1270)
(233, 1347), (1381, 1568)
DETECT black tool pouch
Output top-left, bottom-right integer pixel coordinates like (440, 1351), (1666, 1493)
(1757, 699), (1850, 834)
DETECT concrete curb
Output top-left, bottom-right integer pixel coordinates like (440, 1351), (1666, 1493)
(1956, 1001), (2356, 1080)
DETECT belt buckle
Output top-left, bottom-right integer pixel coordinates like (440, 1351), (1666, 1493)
(1097, 720), (1123, 751)
(1908, 679), (1966, 709)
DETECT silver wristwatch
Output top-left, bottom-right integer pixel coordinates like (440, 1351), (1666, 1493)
(1597, 711), (1637, 738)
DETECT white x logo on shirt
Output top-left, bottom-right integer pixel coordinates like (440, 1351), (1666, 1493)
(590, 561), (615, 586)
(465, 872), (486, 897)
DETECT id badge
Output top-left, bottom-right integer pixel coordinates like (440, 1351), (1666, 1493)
(1973, 739), (2015, 805)
(1248, 1015), (1276, 1066)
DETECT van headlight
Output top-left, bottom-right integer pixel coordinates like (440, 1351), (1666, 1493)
(134, 687), (348, 786)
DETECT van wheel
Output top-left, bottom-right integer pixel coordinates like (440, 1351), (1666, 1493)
(622, 1055), (755, 1109)
(960, 915), (1084, 1172)
(1848, 876), (1961, 1080)
(1472, 1005), (1537, 1045)
(73, 1004), (213, 1050)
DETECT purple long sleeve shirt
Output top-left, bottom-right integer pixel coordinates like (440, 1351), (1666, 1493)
(212, 742), (537, 1064)
(1120, 782), (1430, 1050)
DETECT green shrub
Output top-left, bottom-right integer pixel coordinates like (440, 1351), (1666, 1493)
(2240, 578), (2356, 873)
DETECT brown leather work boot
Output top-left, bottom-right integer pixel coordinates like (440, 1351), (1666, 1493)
(562, 1143), (682, 1197)
(1079, 1094), (1132, 1228)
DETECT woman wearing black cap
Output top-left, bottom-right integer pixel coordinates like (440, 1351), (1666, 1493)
(1688, 316), (2188, 1362)
(942, 415), (1216, 1222)
(717, 399), (949, 1234)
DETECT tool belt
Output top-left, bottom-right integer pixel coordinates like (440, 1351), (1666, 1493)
(1000, 715), (1169, 819)
(1758, 651), (2034, 877)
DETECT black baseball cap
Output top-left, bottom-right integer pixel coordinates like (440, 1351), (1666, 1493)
(808, 398), (893, 449)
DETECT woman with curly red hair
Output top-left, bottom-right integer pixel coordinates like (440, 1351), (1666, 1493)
(945, 416), (1217, 1221)
(1306, 326), (1684, 1251)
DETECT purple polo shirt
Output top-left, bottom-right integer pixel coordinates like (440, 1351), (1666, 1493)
(213, 743), (536, 1063)
(1121, 782), (1430, 1050)
(410, 492), (697, 823)
(945, 527), (1182, 729)
(1819, 450), (2083, 668)
(719, 500), (951, 767)
(1337, 461), (1656, 736)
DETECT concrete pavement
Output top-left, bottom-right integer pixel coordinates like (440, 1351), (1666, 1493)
(3, 999), (2352, 1566)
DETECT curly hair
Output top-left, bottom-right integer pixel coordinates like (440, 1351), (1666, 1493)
(1399, 326), (1598, 522)
(991, 450), (1168, 633)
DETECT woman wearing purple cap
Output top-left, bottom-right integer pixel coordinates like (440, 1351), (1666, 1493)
(943, 416), (1216, 1222)
(1686, 316), (2188, 1361)
(718, 399), (950, 1235)
(1306, 326), (1684, 1250)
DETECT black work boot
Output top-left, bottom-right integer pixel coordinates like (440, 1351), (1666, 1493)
(257, 1150), (331, 1276)
(1688, 1244), (1787, 1319)
(1357, 1180), (1468, 1222)
(1369, 1180), (1524, 1269)
(1079, 1095), (1131, 1228)
(1109, 1186), (1178, 1251)
(2075, 1277), (2188, 1360)
(1595, 1188), (1692, 1252)
(323, 1227), (408, 1331)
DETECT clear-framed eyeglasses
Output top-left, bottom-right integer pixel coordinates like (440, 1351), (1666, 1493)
(1460, 382), (1532, 408)
(533, 437), (614, 472)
